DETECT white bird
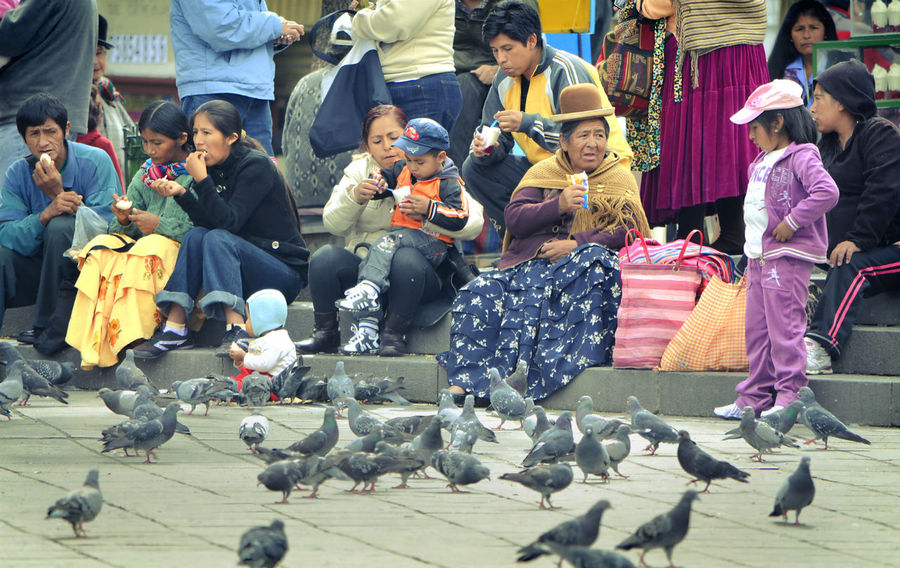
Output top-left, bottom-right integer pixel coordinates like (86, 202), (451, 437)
(239, 410), (270, 453)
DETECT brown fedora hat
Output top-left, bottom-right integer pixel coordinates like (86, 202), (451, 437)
(551, 84), (615, 123)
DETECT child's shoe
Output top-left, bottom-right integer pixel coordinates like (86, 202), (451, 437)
(336, 281), (381, 312)
(805, 337), (833, 375)
(340, 321), (380, 355)
(713, 402), (743, 420)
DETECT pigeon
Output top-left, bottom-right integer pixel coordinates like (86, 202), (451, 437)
(603, 424), (633, 479)
(271, 360), (311, 401)
(241, 372), (273, 406)
(506, 359), (529, 397)
(353, 374), (410, 405)
(346, 424), (385, 453)
(385, 414), (433, 437)
(116, 349), (150, 390)
(676, 430), (749, 493)
(0, 342), (77, 387)
(437, 388), (462, 429)
(798, 386), (871, 449)
(132, 385), (191, 435)
(101, 402), (181, 463)
(761, 400), (805, 434)
(561, 547), (637, 568)
(501, 462), (574, 509)
(406, 416), (444, 476)
(8, 359), (68, 405)
(345, 398), (383, 436)
(524, 405), (552, 444)
(769, 456), (816, 525)
(516, 499), (612, 564)
(326, 361), (355, 412)
(431, 450), (491, 493)
(625, 396), (678, 455)
(97, 388), (138, 418)
(522, 411), (575, 467)
(238, 519), (288, 567)
(100, 416), (149, 457)
(489, 368), (530, 429)
(257, 460), (306, 504)
(616, 490), (700, 568)
(46, 469), (103, 538)
(294, 454), (352, 498)
(239, 410), (270, 452)
(172, 376), (236, 415)
(449, 421), (480, 454)
(576, 397), (629, 440)
(575, 395), (602, 435)
(575, 426), (611, 483)
(334, 451), (415, 493)
(725, 406), (800, 461)
(0, 371), (24, 419)
(450, 394), (498, 443)
(286, 406), (339, 457)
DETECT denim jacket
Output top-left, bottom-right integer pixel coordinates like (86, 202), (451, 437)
(750, 142), (839, 264)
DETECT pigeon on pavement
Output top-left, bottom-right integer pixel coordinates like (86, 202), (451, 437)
(451, 394), (498, 443)
(516, 499), (612, 564)
(524, 405), (552, 444)
(116, 350), (150, 390)
(489, 367), (530, 429)
(46, 469), (103, 538)
(97, 388), (138, 418)
(346, 424), (385, 453)
(0, 341), (76, 387)
(101, 402), (181, 463)
(172, 376), (236, 415)
(272, 360), (311, 401)
(437, 388), (462, 430)
(353, 374), (410, 405)
(769, 456), (816, 525)
(431, 450), (491, 493)
(506, 360), (529, 397)
(257, 460), (306, 504)
(241, 372), (273, 407)
(616, 490), (700, 568)
(326, 361), (355, 413)
(385, 414), (433, 437)
(345, 398), (383, 436)
(449, 421), (480, 454)
(676, 430), (749, 492)
(0, 370), (24, 419)
(725, 407), (800, 461)
(761, 401), (805, 434)
(294, 454), (352, 498)
(501, 462), (574, 509)
(603, 424), (633, 479)
(798, 386), (871, 449)
(286, 406), (339, 457)
(240, 410), (270, 452)
(561, 547), (637, 568)
(522, 411), (575, 467)
(8, 359), (68, 405)
(625, 396), (678, 455)
(238, 519), (288, 567)
(575, 426), (611, 483)
(132, 385), (190, 435)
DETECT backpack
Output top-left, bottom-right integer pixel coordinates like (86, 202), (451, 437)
(595, 10), (656, 119)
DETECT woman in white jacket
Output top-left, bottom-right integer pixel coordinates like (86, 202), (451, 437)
(296, 105), (483, 356)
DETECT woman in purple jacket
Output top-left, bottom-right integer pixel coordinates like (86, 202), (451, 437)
(715, 80), (839, 420)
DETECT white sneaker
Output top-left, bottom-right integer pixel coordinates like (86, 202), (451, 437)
(336, 281), (381, 312)
(340, 324), (379, 355)
(713, 403), (742, 420)
(805, 337), (833, 375)
(760, 405), (785, 418)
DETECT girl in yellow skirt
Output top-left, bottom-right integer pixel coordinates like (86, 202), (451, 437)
(66, 101), (196, 368)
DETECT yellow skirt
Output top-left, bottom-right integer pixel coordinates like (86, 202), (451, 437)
(66, 233), (180, 368)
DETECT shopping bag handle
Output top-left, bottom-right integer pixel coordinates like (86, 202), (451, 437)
(676, 229), (704, 267)
(623, 228), (652, 263)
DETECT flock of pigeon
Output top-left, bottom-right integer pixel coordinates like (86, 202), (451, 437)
(1, 341), (876, 568)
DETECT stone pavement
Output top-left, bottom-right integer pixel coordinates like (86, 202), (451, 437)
(1, 392), (898, 568)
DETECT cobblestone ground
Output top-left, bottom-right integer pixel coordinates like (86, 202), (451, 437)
(1, 392), (898, 567)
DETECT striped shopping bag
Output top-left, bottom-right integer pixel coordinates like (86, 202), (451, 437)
(613, 230), (703, 369)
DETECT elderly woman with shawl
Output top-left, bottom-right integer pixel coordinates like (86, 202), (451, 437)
(442, 84), (649, 400)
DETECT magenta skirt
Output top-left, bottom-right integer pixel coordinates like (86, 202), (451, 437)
(640, 36), (769, 226)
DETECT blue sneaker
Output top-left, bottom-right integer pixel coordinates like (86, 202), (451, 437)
(133, 329), (195, 359)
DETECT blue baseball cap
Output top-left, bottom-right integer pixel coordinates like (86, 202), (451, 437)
(392, 118), (450, 156)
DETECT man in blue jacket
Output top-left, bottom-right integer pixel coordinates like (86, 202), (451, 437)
(0, 94), (116, 347)
(169, 0), (304, 155)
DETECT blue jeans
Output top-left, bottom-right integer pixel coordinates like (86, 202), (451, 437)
(181, 94), (274, 155)
(157, 228), (304, 321)
(387, 72), (462, 134)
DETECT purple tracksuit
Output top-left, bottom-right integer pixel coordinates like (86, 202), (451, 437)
(735, 143), (839, 413)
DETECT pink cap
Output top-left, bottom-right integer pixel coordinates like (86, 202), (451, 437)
(730, 80), (805, 125)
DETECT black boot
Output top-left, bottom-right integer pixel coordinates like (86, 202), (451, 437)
(379, 313), (412, 357)
(295, 312), (340, 354)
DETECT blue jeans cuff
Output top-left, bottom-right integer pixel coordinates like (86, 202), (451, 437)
(157, 291), (195, 316)
(198, 290), (245, 321)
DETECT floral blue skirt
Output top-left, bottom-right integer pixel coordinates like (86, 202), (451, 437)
(437, 244), (621, 401)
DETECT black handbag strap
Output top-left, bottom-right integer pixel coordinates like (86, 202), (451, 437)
(308, 9), (356, 66)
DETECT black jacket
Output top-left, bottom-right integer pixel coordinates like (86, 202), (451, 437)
(174, 145), (309, 276)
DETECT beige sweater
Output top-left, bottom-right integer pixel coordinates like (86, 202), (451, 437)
(323, 153), (484, 256)
(351, 0), (456, 83)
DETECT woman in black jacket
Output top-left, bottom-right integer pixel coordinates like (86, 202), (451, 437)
(134, 100), (309, 359)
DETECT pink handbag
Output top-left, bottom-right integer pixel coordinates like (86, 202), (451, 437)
(613, 230), (704, 369)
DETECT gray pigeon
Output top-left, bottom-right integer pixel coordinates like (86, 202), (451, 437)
(431, 450), (491, 493)
(101, 402), (181, 463)
(272, 360), (311, 401)
(346, 424), (385, 453)
(294, 454), (352, 498)
(172, 376), (236, 415)
(0, 370), (24, 419)
(239, 410), (270, 452)
(761, 400), (805, 434)
(353, 374), (410, 405)
(132, 385), (191, 435)
(0, 343), (77, 387)
(561, 547), (637, 568)
(257, 460), (306, 504)
(575, 426), (611, 483)
(616, 490), (700, 567)
(677, 430), (749, 492)
(238, 519), (288, 567)
(602, 424), (633, 479)
(625, 396), (678, 455)
(505, 360), (529, 397)
(451, 394), (498, 443)
(326, 361), (355, 412)
(437, 389), (462, 430)
(522, 411), (575, 467)
(449, 421), (480, 454)
(769, 456), (816, 525)
(501, 462), (574, 509)
(798, 386), (871, 449)
(9, 359), (68, 405)
(516, 499), (612, 563)
(46, 469), (103, 538)
(725, 406), (800, 461)
(524, 405), (552, 444)
(334, 451), (416, 493)
(489, 367), (530, 429)
(116, 349), (150, 390)
(345, 398), (383, 436)
(286, 406), (339, 457)
(575, 396), (627, 438)
(100, 416), (148, 457)
(405, 416), (444, 478)
(97, 388), (138, 418)
(241, 372), (273, 407)
(385, 414), (433, 437)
